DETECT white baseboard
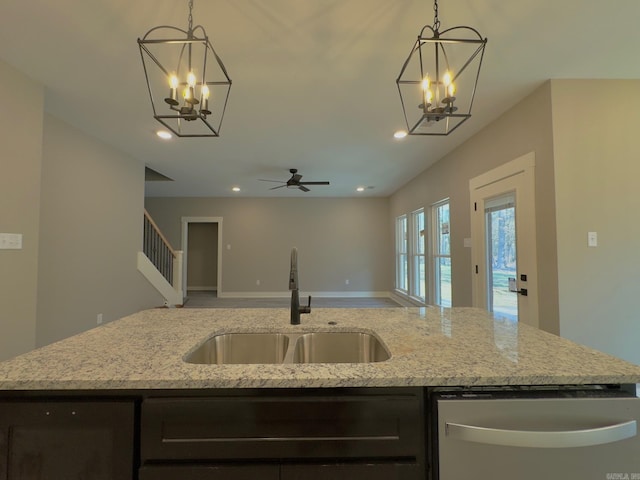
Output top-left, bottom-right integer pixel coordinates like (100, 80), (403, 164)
(187, 286), (217, 292)
(390, 290), (425, 307)
(219, 291), (392, 299)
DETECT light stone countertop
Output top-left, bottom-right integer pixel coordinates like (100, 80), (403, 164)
(1, 307), (639, 390)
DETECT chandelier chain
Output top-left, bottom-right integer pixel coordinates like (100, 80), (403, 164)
(432, 0), (441, 32)
(188, 0), (194, 31)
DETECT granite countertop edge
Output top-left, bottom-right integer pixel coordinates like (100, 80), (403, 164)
(1, 307), (639, 391)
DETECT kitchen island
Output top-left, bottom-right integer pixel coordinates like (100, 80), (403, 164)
(1, 306), (639, 390)
(0, 307), (639, 479)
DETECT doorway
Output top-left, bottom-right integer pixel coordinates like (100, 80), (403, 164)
(470, 153), (538, 328)
(181, 217), (223, 299)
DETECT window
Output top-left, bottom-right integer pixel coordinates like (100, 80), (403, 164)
(396, 210), (426, 303)
(410, 208), (426, 300)
(395, 215), (408, 293)
(432, 200), (452, 307)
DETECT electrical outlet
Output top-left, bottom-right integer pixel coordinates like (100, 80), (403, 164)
(256, 279), (260, 286)
(97, 313), (103, 325)
(345, 279), (350, 285)
(0, 233), (22, 250)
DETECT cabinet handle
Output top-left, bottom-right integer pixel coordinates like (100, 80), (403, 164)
(445, 420), (637, 448)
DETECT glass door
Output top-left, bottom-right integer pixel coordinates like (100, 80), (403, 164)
(484, 193), (517, 321)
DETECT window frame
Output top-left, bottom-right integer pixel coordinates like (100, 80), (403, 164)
(430, 199), (452, 307)
(395, 214), (408, 294)
(409, 208), (426, 302)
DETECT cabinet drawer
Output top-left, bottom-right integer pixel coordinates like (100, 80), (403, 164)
(141, 390), (423, 462)
(282, 462), (422, 480)
(139, 465), (278, 480)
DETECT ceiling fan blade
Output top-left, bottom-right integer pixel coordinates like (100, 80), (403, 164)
(291, 174), (303, 183)
(270, 184), (287, 190)
(258, 179), (285, 183)
(299, 181), (330, 185)
(298, 185), (310, 192)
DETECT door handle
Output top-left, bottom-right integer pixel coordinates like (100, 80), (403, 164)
(508, 277), (528, 296)
(445, 420), (637, 448)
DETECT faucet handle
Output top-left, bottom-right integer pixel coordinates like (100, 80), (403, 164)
(301, 295), (312, 314)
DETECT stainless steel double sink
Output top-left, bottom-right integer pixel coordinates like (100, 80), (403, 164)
(184, 331), (391, 365)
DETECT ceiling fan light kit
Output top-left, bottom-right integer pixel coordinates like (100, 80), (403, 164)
(138, 0), (231, 138)
(396, 0), (487, 136)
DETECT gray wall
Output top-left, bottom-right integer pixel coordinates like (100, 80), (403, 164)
(551, 79), (640, 365)
(36, 115), (164, 347)
(389, 82), (560, 334)
(0, 59), (43, 361)
(145, 197), (391, 295)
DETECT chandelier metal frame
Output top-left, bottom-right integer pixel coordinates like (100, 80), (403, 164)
(396, 0), (487, 136)
(138, 0), (232, 137)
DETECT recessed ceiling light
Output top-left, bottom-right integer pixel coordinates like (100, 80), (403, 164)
(232, 187), (241, 192)
(394, 130), (408, 139)
(156, 130), (173, 140)
(356, 187), (365, 192)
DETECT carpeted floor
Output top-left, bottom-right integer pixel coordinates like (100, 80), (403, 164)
(184, 291), (402, 308)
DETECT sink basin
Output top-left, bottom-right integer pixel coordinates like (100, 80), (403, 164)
(185, 333), (290, 365)
(292, 332), (390, 364)
(184, 331), (390, 365)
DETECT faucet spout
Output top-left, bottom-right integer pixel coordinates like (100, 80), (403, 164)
(289, 248), (311, 325)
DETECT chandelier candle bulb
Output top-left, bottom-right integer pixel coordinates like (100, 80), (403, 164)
(201, 85), (211, 114)
(166, 75), (179, 105)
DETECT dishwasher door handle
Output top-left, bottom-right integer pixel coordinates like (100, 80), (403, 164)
(445, 420), (637, 448)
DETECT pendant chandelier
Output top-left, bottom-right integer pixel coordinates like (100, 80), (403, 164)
(138, 0), (232, 137)
(396, 0), (487, 136)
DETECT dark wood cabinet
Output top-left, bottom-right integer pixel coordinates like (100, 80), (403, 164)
(0, 387), (427, 479)
(282, 462), (421, 480)
(0, 400), (135, 480)
(140, 388), (426, 480)
(139, 465), (279, 480)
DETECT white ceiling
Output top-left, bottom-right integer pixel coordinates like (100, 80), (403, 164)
(1, 0), (639, 197)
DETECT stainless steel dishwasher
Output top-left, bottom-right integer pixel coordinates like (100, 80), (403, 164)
(431, 386), (640, 480)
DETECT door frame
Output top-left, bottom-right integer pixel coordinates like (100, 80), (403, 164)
(181, 216), (223, 298)
(469, 152), (538, 328)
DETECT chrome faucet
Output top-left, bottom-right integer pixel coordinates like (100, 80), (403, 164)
(289, 248), (311, 325)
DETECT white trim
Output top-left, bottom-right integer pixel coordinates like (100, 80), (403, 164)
(137, 252), (183, 306)
(469, 151), (536, 191)
(219, 291), (393, 299)
(391, 290), (425, 307)
(469, 152), (539, 328)
(181, 216), (223, 301)
(187, 286), (217, 292)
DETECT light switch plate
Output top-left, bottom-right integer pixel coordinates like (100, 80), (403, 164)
(588, 231), (598, 247)
(0, 233), (23, 250)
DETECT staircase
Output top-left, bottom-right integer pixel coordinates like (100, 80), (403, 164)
(138, 210), (183, 307)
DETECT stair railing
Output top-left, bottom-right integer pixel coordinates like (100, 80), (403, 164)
(143, 210), (182, 292)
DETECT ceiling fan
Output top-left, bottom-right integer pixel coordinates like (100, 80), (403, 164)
(259, 168), (330, 192)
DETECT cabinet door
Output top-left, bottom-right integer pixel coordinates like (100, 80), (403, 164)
(139, 465), (279, 480)
(0, 400), (134, 480)
(282, 463), (423, 480)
